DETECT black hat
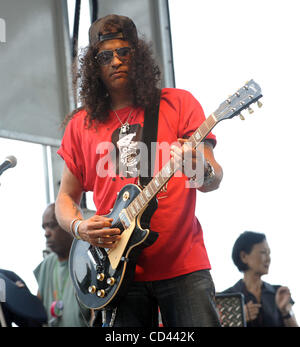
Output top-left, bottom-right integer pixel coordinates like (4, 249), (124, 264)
(89, 14), (138, 46)
(0, 271), (47, 325)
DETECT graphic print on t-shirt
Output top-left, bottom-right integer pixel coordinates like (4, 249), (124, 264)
(111, 124), (143, 178)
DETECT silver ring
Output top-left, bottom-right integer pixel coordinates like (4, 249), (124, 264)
(97, 237), (102, 244)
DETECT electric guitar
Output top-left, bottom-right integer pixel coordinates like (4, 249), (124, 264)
(69, 79), (263, 310)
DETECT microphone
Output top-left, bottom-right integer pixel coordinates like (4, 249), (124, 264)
(0, 155), (17, 176)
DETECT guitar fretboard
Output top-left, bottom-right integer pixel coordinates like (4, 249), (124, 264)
(124, 113), (218, 221)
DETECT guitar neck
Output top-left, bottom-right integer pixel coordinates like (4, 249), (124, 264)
(125, 113), (218, 220)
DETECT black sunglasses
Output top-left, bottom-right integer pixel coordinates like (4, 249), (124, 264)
(95, 47), (132, 65)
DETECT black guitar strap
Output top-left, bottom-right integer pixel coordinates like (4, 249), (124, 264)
(139, 90), (161, 187)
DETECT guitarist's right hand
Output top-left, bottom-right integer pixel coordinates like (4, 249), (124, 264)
(77, 215), (121, 248)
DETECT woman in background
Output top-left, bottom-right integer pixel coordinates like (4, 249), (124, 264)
(223, 231), (298, 327)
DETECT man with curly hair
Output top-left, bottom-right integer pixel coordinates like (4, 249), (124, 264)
(55, 14), (223, 327)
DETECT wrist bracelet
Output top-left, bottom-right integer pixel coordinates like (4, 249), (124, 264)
(203, 161), (215, 185)
(189, 161), (215, 187)
(70, 218), (82, 239)
(73, 220), (83, 240)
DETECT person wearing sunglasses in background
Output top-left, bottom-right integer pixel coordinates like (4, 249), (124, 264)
(34, 203), (91, 327)
(223, 231), (298, 327)
(55, 14), (223, 327)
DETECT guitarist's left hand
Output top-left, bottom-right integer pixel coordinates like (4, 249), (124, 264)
(170, 138), (223, 192)
(170, 138), (208, 179)
(77, 215), (121, 248)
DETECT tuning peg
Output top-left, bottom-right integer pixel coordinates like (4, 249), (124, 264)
(257, 100), (263, 108)
(248, 107), (254, 114)
(239, 113), (245, 120)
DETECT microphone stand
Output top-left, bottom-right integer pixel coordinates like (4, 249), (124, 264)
(0, 303), (7, 327)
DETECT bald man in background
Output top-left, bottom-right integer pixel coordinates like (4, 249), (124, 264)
(34, 203), (90, 327)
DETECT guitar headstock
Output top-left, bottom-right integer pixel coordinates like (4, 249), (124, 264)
(214, 79), (262, 122)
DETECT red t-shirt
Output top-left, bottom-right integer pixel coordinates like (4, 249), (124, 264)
(58, 88), (216, 281)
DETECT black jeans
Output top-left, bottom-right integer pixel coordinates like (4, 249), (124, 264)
(110, 270), (221, 327)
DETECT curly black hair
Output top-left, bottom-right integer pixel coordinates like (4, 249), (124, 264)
(66, 37), (161, 128)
